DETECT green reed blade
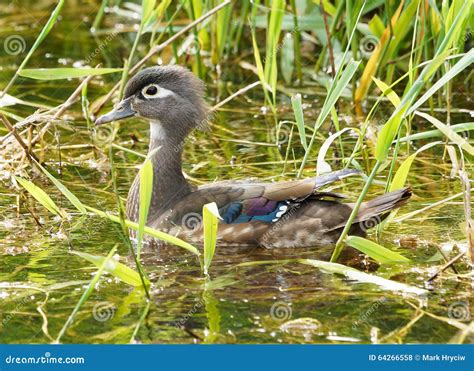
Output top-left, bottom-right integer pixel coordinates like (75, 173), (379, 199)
(72, 250), (150, 287)
(137, 159), (153, 260)
(407, 49), (474, 116)
(91, 0), (110, 32)
(55, 245), (117, 343)
(203, 202), (220, 276)
(19, 68), (122, 80)
(290, 94), (307, 150)
(389, 142), (441, 192)
(34, 161), (87, 214)
(415, 111), (474, 156)
(264, 0), (285, 105)
(297, 59), (360, 177)
(238, 259), (427, 296)
(15, 176), (67, 218)
(345, 236), (411, 263)
(1, 0), (65, 96)
(398, 123), (474, 143)
(84, 205), (200, 256)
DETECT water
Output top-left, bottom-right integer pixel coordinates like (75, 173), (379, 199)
(0, 1), (472, 344)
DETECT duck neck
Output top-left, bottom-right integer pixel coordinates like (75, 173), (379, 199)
(147, 120), (191, 213)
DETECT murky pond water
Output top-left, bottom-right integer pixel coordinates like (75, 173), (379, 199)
(0, 1), (472, 344)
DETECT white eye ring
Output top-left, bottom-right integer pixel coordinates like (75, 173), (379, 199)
(142, 84), (161, 98)
(141, 84), (175, 99)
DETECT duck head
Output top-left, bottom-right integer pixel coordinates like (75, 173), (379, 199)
(95, 65), (209, 143)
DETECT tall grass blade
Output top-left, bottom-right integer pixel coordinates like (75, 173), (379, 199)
(389, 142), (440, 192)
(34, 160), (87, 214)
(72, 250), (150, 288)
(250, 24), (272, 108)
(15, 176), (66, 218)
(84, 205), (200, 256)
(1, 0), (65, 96)
(345, 236), (411, 263)
(399, 123), (474, 143)
(55, 245), (117, 343)
(354, 1), (404, 105)
(375, 0), (473, 162)
(19, 68), (122, 80)
(415, 111), (474, 155)
(290, 94), (307, 150)
(264, 0), (285, 105)
(298, 59), (360, 177)
(203, 202), (220, 275)
(213, 0), (233, 63)
(137, 159), (153, 260)
(372, 77), (400, 107)
(407, 49), (474, 115)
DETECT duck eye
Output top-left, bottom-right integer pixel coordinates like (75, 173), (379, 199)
(142, 85), (159, 98)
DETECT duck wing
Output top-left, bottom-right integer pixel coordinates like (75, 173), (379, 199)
(157, 169), (359, 227)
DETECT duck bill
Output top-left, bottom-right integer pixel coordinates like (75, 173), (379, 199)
(95, 97), (136, 125)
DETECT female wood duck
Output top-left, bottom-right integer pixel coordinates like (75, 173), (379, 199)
(96, 66), (411, 248)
